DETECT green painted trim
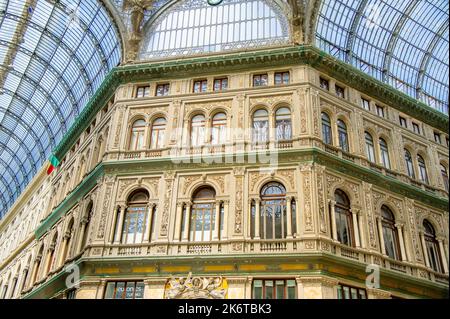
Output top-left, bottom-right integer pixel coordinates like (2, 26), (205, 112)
(52, 45), (448, 164)
(35, 165), (104, 239)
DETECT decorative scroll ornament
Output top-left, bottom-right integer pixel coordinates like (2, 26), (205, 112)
(165, 273), (228, 299)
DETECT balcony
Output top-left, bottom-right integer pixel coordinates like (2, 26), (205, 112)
(79, 238), (448, 287)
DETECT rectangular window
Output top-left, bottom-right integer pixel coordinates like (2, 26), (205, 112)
(214, 78), (228, 91)
(361, 98), (370, 111)
(253, 74), (268, 87)
(412, 123), (421, 134)
(376, 105), (385, 118)
(136, 86), (150, 98)
(335, 85), (345, 98)
(399, 116), (408, 128)
(320, 77), (329, 90)
(337, 284), (367, 299)
(446, 137), (449, 147)
(156, 83), (170, 96)
(104, 281), (145, 299)
(193, 79), (208, 93)
(66, 289), (77, 299)
(252, 279), (296, 299)
(434, 132), (442, 144)
(275, 72), (290, 85)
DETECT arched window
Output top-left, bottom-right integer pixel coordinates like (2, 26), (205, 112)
(441, 164), (449, 191)
(379, 138), (391, 169)
(365, 132), (376, 162)
(10, 270), (19, 299)
(423, 220), (443, 273)
(1, 275), (9, 299)
(381, 206), (400, 260)
(404, 149), (415, 178)
(122, 190), (150, 244)
(190, 187), (217, 242)
(337, 120), (349, 152)
(139, 0), (290, 60)
(275, 108), (292, 141)
(80, 202), (93, 251)
(191, 114), (206, 146)
(334, 190), (353, 247)
(253, 109), (269, 143)
(321, 113), (332, 145)
(211, 113), (227, 145)
(417, 155), (429, 184)
(129, 119), (146, 151)
(150, 118), (167, 149)
(20, 257), (31, 293)
(259, 182), (287, 240)
(32, 246), (44, 284)
(46, 233), (58, 275)
(61, 219), (74, 264)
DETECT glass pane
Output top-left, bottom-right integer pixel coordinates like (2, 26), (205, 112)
(135, 282), (145, 299)
(104, 283), (115, 299)
(125, 282), (135, 299)
(115, 282), (125, 299)
(265, 281), (273, 299)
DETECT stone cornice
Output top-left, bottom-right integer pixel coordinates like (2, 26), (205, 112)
(51, 45), (448, 164)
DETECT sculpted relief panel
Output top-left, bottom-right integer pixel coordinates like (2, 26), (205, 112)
(165, 273), (228, 299)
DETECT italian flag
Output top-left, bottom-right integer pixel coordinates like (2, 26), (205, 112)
(47, 155), (60, 175)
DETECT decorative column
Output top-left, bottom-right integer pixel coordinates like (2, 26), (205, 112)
(254, 199), (261, 239)
(358, 211), (366, 248)
(144, 204), (156, 243)
(419, 231), (431, 267)
(437, 238), (449, 274)
(43, 248), (53, 276)
(174, 202), (183, 242)
(351, 208), (361, 247)
(213, 201), (221, 240)
(329, 200), (338, 241)
(377, 217), (387, 256)
(222, 200), (229, 240)
(395, 224), (407, 262)
(114, 205), (126, 244)
(286, 197), (293, 239)
(109, 206), (119, 244)
(144, 122), (151, 149)
(182, 202), (192, 242)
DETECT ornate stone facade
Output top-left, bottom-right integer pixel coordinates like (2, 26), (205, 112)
(0, 40), (448, 301)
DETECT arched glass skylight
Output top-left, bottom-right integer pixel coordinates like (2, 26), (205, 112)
(316, 0), (449, 114)
(139, 0), (290, 60)
(0, 0), (122, 219)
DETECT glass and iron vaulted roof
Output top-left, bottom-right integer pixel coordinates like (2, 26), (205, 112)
(316, 0), (449, 114)
(0, 0), (122, 218)
(139, 0), (290, 60)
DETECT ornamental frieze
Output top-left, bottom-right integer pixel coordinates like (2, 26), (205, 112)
(316, 169), (327, 233)
(165, 273), (228, 299)
(235, 175), (244, 234)
(117, 179), (137, 199)
(249, 94), (292, 108)
(185, 100), (232, 116)
(303, 170), (314, 232)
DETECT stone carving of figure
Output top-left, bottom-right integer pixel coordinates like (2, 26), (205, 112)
(123, 0), (155, 39)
